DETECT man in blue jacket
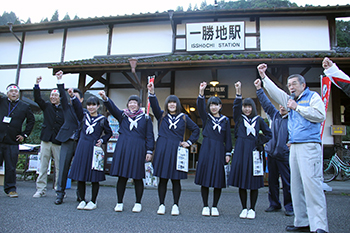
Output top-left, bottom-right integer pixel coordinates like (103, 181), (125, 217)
(254, 78), (293, 217)
(257, 63), (328, 233)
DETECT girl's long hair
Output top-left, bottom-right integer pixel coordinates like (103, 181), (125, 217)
(163, 95), (182, 116)
(242, 98), (257, 118)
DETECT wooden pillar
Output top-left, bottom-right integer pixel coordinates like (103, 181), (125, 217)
(327, 16), (337, 48)
(61, 28), (68, 62)
(170, 71), (175, 95)
(140, 72), (148, 107)
(78, 72), (86, 94)
(281, 66), (289, 93)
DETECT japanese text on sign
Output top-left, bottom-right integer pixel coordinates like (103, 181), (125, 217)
(186, 22), (245, 52)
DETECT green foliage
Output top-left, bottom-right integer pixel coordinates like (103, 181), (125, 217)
(50, 10), (59, 22)
(23, 113), (44, 144)
(336, 20), (350, 47)
(0, 11), (21, 25)
(62, 13), (71, 21)
(199, 0), (298, 10)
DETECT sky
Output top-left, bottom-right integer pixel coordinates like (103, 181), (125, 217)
(2, 0), (350, 23)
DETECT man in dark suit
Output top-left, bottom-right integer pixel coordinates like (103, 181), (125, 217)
(0, 84), (35, 197)
(33, 76), (64, 198)
(54, 71), (84, 205)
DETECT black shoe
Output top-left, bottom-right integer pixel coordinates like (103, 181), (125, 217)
(315, 229), (327, 233)
(55, 197), (63, 205)
(286, 225), (310, 232)
(285, 210), (294, 216)
(265, 206), (281, 212)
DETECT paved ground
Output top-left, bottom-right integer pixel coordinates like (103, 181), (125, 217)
(0, 175), (349, 233)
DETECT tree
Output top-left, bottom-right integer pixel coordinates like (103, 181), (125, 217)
(62, 13), (71, 21)
(50, 10), (59, 22)
(41, 17), (49, 23)
(187, 3), (193, 11)
(0, 11), (20, 25)
(336, 20), (350, 47)
(199, 0), (298, 10)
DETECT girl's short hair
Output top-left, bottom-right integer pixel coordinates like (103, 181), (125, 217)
(207, 96), (222, 114)
(163, 95), (182, 115)
(127, 95), (141, 107)
(86, 96), (100, 106)
(242, 98), (257, 118)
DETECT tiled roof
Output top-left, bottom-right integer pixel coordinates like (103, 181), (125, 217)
(51, 50), (350, 67)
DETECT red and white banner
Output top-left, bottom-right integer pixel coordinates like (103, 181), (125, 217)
(147, 76), (155, 115)
(321, 76), (332, 140)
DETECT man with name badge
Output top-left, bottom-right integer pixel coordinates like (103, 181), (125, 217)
(0, 84), (35, 198)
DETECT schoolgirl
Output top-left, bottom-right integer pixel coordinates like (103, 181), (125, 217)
(68, 94), (112, 210)
(227, 81), (272, 219)
(147, 82), (200, 216)
(195, 82), (232, 217)
(99, 91), (154, 213)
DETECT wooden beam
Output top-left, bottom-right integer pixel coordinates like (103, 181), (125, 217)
(154, 69), (170, 85)
(107, 24), (113, 56)
(15, 32), (25, 85)
(61, 28), (67, 62)
(121, 71), (141, 90)
(300, 66), (312, 76)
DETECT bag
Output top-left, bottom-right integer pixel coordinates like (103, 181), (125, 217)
(143, 162), (158, 187)
(176, 146), (189, 172)
(92, 146), (104, 171)
(175, 114), (189, 172)
(224, 164), (231, 187)
(252, 150), (263, 176)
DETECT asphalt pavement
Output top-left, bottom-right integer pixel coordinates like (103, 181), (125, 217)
(0, 175), (349, 233)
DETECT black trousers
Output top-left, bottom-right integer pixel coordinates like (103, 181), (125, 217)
(0, 143), (19, 194)
(56, 139), (77, 197)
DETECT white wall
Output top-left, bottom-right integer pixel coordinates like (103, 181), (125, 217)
(0, 33), (21, 64)
(0, 70), (17, 93)
(22, 30), (64, 63)
(112, 21), (172, 55)
(65, 26), (109, 61)
(260, 16), (330, 51)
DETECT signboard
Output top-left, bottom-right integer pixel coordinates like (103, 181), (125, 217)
(204, 85), (228, 99)
(186, 21), (245, 52)
(331, 125), (346, 136)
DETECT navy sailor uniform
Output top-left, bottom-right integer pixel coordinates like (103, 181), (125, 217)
(149, 94), (199, 180)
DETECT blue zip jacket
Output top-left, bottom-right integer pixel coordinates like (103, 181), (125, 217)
(257, 89), (289, 161)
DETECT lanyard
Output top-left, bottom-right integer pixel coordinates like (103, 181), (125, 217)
(8, 101), (19, 116)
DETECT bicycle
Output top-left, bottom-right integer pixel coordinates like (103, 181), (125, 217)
(323, 146), (350, 183)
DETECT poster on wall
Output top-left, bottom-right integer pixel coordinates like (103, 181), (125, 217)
(186, 21), (245, 52)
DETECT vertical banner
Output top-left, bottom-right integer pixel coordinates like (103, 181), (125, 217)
(321, 76), (332, 140)
(147, 76), (155, 115)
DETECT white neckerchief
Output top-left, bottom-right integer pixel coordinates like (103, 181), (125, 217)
(168, 113), (184, 129)
(208, 114), (226, 133)
(128, 114), (143, 131)
(85, 114), (104, 135)
(242, 115), (258, 136)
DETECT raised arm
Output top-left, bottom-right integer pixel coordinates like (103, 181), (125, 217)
(99, 91), (123, 122)
(197, 82), (208, 124)
(257, 63), (289, 109)
(33, 76), (47, 110)
(254, 79), (278, 119)
(68, 88), (84, 121)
